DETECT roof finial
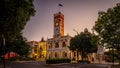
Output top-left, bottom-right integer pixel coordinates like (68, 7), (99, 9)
(41, 37), (45, 42)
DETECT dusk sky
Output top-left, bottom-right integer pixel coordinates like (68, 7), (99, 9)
(22, 0), (120, 41)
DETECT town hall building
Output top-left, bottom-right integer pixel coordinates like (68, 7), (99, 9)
(46, 12), (72, 59)
(46, 12), (99, 63)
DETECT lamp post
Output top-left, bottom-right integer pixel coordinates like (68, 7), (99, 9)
(73, 29), (79, 35)
(73, 29), (79, 62)
(112, 47), (114, 65)
(2, 35), (5, 68)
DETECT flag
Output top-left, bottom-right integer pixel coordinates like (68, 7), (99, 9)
(59, 3), (63, 7)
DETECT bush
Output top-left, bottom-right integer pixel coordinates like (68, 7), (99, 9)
(78, 60), (91, 63)
(46, 58), (71, 64)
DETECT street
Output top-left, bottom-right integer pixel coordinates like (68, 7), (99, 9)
(0, 61), (111, 68)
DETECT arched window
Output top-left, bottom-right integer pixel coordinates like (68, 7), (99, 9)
(48, 52), (52, 59)
(62, 42), (66, 47)
(34, 48), (37, 53)
(55, 52), (59, 58)
(62, 51), (67, 58)
(48, 43), (52, 49)
(55, 42), (59, 48)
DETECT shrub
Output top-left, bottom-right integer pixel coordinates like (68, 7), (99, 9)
(46, 58), (71, 64)
(78, 60), (91, 63)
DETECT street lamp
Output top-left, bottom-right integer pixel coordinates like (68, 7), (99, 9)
(73, 29), (79, 35)
(73, 29), (79, 61)
(2, 35), (5, 68)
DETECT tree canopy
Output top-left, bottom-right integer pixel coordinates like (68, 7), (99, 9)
(0, 0), (35, 57)
(93, 3), (120, 63)
(0, 0), (35, 40)
(69, 28), (98, 61)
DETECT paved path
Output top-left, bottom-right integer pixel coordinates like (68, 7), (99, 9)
(55, 63), (110, 68)
(0, 61), (112, 68)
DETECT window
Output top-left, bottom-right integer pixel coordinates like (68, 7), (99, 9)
(48, 43), (52, 49)
(40, 46), (42, 50)
(62, 51), (67, 58)
(55, 52), (59, 58)
(35, 45), (37, 47)
(48, 52), (52, 59)
(55, 42), (59, 48)
(62, 42), (66, 47)
(34, 49), (37, 53)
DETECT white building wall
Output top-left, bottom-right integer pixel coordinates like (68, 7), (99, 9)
(46, 35), (71, 59)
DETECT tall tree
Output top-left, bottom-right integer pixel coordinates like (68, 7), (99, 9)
(6, 33), (30, 56)
(0, 0), (35, 56)
(69, 28), (98, 61)
(93, 3), (120, 64)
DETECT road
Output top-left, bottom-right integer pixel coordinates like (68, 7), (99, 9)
(0, 61), (111, 68)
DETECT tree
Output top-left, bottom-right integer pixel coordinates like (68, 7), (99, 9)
(104, 50), (118, 62)
(6, 33), (30, 57)
(69, 28), (98, 61)
(93, 3), (120, 64)
(0, 0), (35, 56)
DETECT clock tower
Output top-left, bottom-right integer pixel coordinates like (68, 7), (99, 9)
(54, 12), (64, 37)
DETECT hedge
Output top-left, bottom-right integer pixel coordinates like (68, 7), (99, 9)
(77, 60), (91, 63)
(46, 58), (71, 64)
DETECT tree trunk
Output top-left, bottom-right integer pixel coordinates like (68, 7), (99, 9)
(118, 51), (120, 65)
(0, 35), (3, 57)
(81, 52), (84, 61)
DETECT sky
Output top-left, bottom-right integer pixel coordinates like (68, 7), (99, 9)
(22, 0), (120, 41)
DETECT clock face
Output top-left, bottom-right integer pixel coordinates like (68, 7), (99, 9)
(55, 22), (59, 27)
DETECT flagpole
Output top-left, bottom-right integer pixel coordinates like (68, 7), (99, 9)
(58, 3), (60, 12)
(58, 3), (63, 12)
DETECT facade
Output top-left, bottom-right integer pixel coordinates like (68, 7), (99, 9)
(47, 35), (71, 59)
(46, 12), (72, 59)
(28, 41), (38, 59)
(28, 38), (46, 61)
(38, 38), (46, 61)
